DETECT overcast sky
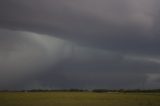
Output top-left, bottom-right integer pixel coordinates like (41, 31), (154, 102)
(0, 0), (160, 90)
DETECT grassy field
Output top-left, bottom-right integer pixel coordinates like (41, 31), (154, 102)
(0, 92), (160, 106)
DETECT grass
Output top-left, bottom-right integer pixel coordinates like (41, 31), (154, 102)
(0, 92), (160, 106)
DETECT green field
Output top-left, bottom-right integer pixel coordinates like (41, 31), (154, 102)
(0, 92), (160, 106)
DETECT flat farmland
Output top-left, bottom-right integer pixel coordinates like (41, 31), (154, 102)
(0, 92), (160, 106)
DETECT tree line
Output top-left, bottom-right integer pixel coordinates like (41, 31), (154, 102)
(1, 89), (160, 93)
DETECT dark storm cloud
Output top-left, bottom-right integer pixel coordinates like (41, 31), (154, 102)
(0, 0), (160, 54)
(3, 45), (160, 90)
(0, 0), (160, 89)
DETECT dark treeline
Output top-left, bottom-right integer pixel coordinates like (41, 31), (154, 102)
(1, 89), (160, 93)
(92, 89), (160, 93)
(26, 89), (89, 92)
(0, 89), (88, 92)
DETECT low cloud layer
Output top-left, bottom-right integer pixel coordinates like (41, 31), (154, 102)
(0, 0), (160, 89)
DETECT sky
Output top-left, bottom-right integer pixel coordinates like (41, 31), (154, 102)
(0, 0), (160, 90)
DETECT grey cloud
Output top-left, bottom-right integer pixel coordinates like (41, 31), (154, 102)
(0, 29), (69, 89)
(0, 0), (160, 55)
(5, 45), (160, 90)
(0, 0), (160, 89)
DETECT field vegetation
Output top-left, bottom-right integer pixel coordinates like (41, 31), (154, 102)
(0, 91), (160, 106)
